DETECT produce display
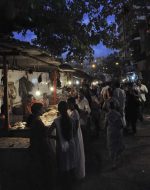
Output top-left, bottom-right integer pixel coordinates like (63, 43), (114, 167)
(12, 105), (58, 129)
(40, 105), (58, 126)
(13, 122), (27, 130)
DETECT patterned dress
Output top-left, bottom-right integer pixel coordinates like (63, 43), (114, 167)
(105, 110), (124, 160)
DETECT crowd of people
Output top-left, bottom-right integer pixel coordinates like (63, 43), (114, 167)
(27, 79), (148, 190)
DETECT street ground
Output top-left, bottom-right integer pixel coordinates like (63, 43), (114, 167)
(75, 113), (150, 190)
(0, 113), (150, 190)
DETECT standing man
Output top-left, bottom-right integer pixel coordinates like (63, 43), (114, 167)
(136, 80), (148, 121)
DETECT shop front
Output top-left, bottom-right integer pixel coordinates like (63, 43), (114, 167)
(0, 38), (60, 135)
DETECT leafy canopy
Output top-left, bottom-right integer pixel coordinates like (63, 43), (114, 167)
(0, 0), (129, 61)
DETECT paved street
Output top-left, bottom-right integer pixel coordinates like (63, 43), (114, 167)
(0, 113), (150, 190)
(74, 113), (150, 190)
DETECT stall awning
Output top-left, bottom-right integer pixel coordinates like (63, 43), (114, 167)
(73, 68), (93, 80)
(0, 37), (60, 71)
(59, 64), (75, 72)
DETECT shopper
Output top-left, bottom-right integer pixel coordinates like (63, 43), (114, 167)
(29, 103), (55, 190)
(136, 80), (148, 121)
(76, 90), (91, 140)
(49, 101), (78, 190)
(113, 81), (126, 127)
(125, 85), (140, 134)
(105, 101), (124, 169)
(103, 87), (120, 113)
(67, 97), (85, 179)
(90, 92), (101, 138)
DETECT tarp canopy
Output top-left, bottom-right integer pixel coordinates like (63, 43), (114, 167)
(0, 37), (60, 72)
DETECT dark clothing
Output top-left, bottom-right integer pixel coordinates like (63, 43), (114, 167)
(91, 99), (100, 137)
(0, 115), (5, 129)
(19, 77), (33, 99)
(30, 117), (50, 154)
(125, 92), (140, 133)
(29, 116), (56, 190)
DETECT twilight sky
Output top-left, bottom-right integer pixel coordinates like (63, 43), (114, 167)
(13, 15), (115, 58)
(13, 31), (114, 58)
(83, 14), (115, 57)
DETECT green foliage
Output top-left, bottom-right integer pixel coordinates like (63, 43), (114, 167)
(0, 0), (130, 61)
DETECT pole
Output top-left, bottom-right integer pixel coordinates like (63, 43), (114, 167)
(53, 71), (57, 105)
(3, 55), (10, 129)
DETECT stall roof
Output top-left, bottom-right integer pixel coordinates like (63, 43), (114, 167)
(59, 64), (75, 72)
(59, 64), (92, 80)
(0, 37), (60, 72)
(73, 68), (93, 80)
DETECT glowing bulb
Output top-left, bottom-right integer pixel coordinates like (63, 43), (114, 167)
(76, 80), (80, 85)
(50, 86), (54, 92)
(68, 81), (72, 85)
(131, 76), (135, 80)
(115, 62), (119, 66)
(92, 64), (96, 69)
(35, 90), (41, 96)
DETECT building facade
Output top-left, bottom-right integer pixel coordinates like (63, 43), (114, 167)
(118, 0), (150, 81)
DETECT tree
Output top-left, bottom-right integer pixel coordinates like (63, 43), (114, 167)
(0, 0), (130, 61)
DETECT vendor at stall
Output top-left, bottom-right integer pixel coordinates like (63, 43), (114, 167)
(23, 94), (41, 121)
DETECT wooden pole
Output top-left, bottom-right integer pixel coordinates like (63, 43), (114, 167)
(53, 71), (57, 105)
(3, 55), (10, 129)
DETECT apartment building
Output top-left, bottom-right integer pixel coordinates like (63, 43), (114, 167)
(118, 0), (150, 81)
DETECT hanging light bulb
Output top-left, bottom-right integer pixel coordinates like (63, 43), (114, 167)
(50, 86), (54, 92)
(68, 80), (72, 85)
(35, 89), (41, 96)
(76, 80), (80, 85)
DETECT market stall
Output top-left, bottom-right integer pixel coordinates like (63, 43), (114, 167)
(58, 64), (75, 100)
(73, 68), (93, 86)
(59, 64), (75, 87)
(0, 37), (60, 133)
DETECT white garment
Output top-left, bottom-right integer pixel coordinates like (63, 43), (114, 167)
(76, 97), (91, 114)
(101, 85), (109, 99)
(54, 117), (77, 172)
(68, 109), (85, 179)
(113, 88), (126, 110)
(136, 84), (148, 102)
